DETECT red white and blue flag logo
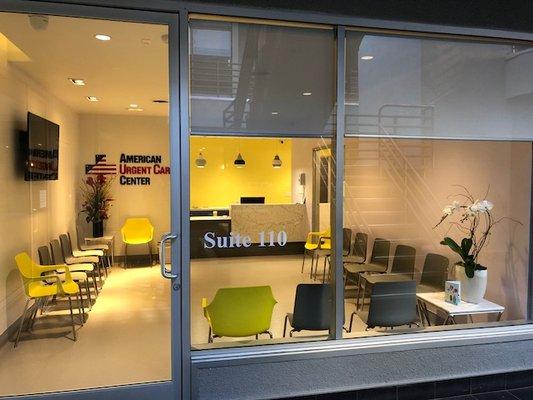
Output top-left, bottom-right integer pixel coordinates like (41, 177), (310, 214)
(85, 154), (117, 175)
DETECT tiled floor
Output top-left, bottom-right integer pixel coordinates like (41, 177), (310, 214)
(0, 255), (371, 396)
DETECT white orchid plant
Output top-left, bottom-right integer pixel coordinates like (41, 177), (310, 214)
(434, 185), (515, 278)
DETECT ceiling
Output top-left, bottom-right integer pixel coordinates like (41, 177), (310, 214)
(0, 12), (169, 116)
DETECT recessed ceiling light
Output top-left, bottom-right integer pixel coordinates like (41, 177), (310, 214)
(129, 103), (138, 108)
(271, 111), (279, 115)
(302, 92), (312, 96)
(361, 55), (374, 60)
(69, 78), (86, 86)
(87, 96), (99, 102)
(95, 34), (111, 41)
(127, 107), (144, 112)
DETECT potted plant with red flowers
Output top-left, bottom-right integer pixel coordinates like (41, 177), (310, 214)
(80, 174), (114, 237)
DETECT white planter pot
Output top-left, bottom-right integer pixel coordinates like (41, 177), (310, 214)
(455, 264), (488, 304)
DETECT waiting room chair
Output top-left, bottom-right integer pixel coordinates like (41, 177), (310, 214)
(418, 253), (450, 293)
(14, 252), (82, 347)
(349, 280), (418, 332)
(67, 232), (108, 277)
(202, 286), (277, 343)
(343, 232), (368, 264)
(121, 218), (154, 267)
(301, 228), (330, 279)
(356, 244), (416, 310)
(323, 228), (352, 283)
(344, 238), (391, 295)
(75, 225), (111, 267)
(51, 239), (100, 294)
(284, 284), (331, 337)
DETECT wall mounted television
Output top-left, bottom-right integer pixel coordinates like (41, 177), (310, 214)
(24, 112), (60, 181)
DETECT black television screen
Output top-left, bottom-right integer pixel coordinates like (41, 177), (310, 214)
(240, 196), (265, 204)
(25, 112), (59, 181)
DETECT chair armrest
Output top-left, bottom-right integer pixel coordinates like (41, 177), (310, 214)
(39, 264), (71, 274)
(202, 298), (209, 319)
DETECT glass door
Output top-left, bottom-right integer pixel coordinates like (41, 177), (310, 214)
(0, 7), (182, 399)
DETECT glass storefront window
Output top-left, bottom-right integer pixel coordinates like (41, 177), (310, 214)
(189, 19), (336, 136)
(190, 136), (334, 348)
(342, 30), (532, 338)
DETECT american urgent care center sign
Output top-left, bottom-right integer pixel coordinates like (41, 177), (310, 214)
(85, 153), (170, 185)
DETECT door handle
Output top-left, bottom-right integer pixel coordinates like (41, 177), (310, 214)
(159, 232), (178, 279)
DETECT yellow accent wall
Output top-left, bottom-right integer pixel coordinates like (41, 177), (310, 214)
(190, 137), (292, 208)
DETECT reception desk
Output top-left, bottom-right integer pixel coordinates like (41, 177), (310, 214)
(190, 204), (308, 258)
(230, 203), (308, 243)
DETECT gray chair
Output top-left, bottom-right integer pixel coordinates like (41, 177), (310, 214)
(75, 225), (111, 267)
(322, 228), (352, 283)
(344, 237), (390, 291)
(68, 232), (108, 277)
(51, 239), (100, 294)
(356, 244), (416, 310)
(38, 245), (91, 315)
(418, 253), (450, 293)
(343, 231), (368, 264)
(59, 234), (104, 286)
(350, 280), (418, 331)
(283, 284), (331, 337)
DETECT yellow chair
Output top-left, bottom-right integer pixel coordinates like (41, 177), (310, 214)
(202, 286), (277, 343)
(121, 218), (155, 267)
(301, 228), (331, 280)
(14, 252), (83, 347)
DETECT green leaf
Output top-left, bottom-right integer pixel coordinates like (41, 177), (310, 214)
(440, 237), (465, 259)
(465, 262), (475, 278)
(461, 237), (473, 256)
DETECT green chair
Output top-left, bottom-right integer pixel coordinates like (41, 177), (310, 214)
(202, 286), (277, 343)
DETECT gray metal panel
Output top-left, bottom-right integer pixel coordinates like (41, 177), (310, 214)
(192, 339), (533, 400)
(178, 10), (193, 400)
(13, 0), (533, 42)
(329, 26), (345, 339)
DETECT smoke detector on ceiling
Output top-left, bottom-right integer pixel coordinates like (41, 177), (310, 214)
(28, 15), (49, 31)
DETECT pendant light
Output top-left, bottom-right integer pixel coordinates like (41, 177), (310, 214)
(272, 139), (282, 168)
(234, 153), (246, 168)
(272, 154), (282, 168)
(195, 152), (207, 168)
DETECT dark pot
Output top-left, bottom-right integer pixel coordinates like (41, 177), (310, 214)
(93, 220), (104, 238)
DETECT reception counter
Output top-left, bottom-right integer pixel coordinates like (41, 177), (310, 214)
(190, 204), (308, 258)
(230, 203), (308, 243)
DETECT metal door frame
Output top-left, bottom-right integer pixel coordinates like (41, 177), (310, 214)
(0, 2), (186, 399)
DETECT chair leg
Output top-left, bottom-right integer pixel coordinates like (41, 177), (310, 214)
(92, 274), (99, 295)
(301, 251), (306, 273)
(77, 293), (84, 325)
(322, 256), (327, 283)
(14, 299), (30, 348)
(84, 280), (91, 311)
(148, 241), (154, 266)
(96, 263), (103, 286)
(124, 244), (128, 269)
(349, 312), (355, 332)
(68, 296), (77, 341)
(208, 327), (213, 343)
(283, 315), (289, 337)
(102, 258), (108, 278)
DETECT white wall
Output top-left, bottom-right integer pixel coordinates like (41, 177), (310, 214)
(77, 115), (170, 256)
(0, 54), (80, 334)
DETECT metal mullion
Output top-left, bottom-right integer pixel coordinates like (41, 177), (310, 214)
(177, 10), (192, 400)
(329, 25), (346, 340)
